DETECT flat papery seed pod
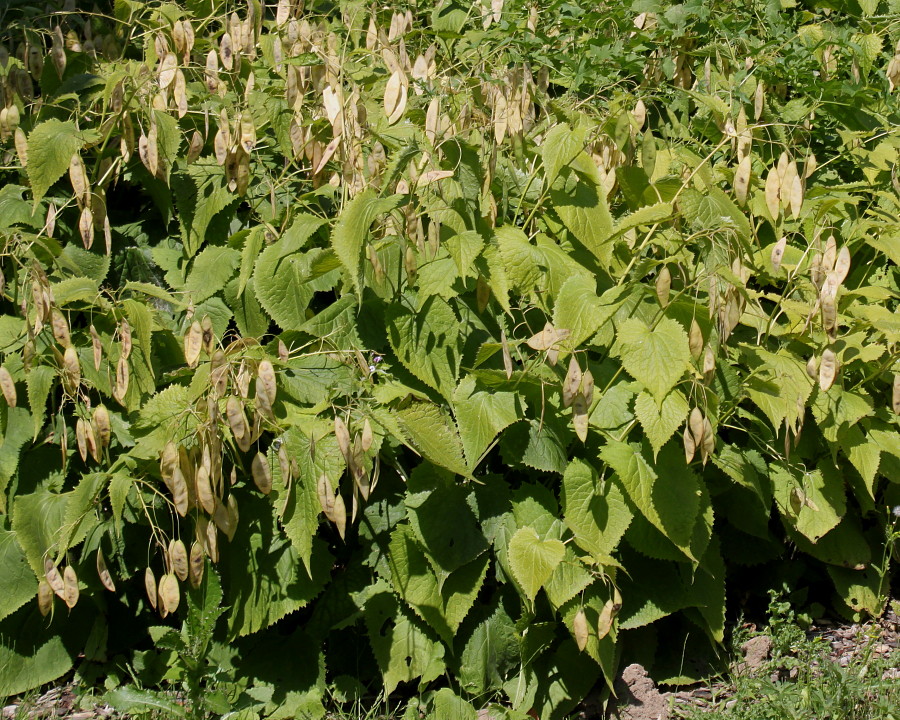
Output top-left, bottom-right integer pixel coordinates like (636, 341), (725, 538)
(93, 405), (111, 449)
(701, 417), (715, 462)
(184, 320), (203, 367)
(236, 361), (251, 399)
(655, 266), (671, 307)
(172, 20), (185, 54)
(384, 70), (408, 125)
(252, 452), (272, 494)
(332, 493), (347, 540)
(69, 155), (88, 204)
(823, 235), (837, 272)
(205, 49), (219, 92)
(45, 203), (57, 238)
(703, 346), (716, 381)
(597, 598), (617, 641)
(771, 236), (787, 272)
(120, 319), (132, 359)
(821, 293), (837, 337)
(573, 607), (589, 651)
(361, 418), (374, 452)
(97, 549), (115, 592)
(204, 517), (219, 563)
(810, 253), (825, 290)
(892, 373), (900, 415)
(172, 467), (189, 516)
(789, 174), (803, 218)
(201, 315), (214, 354)
(114, 355), (129, 404)
(45, 558), (66, 598)
(688, 319), (703, 360)
(76, 418), (88, 461)
(210, 350), (228, 396)
(804, 154), (817, 179)
(257, 360), (277, 406)
(38, 579), (53, 616)
(226, 396), (247, 442)
(526, 322), (571, 352)
(14, 127), (28, 166)
(159, 573), (180, 614)
(79, 206), (94, 248)
(317, 473), (335, 519)
(220, 32), (234, 70)
(189, 542), (204, 588)
(0, 366), (16, 407)
(733, 155), (751, 206)
(158, 51), (177, 88)
(818, 348), (838, 392)
(160, 441), (179, 484)
(833, 246), (851, 286)
(225, 495), (239, 541)
(334, 416), (351, 461)
(688, 407), (705, 447)
(683, 424), (696, 464)
(196, 464), (215, 514)
(85, 420), (100, 463)
(764, 167), (780, 220)
(63, 566), (79, 609)
(806, 355), (818, 380)
(562, 355), (582, 408)
(278, 444), (291, 485)
(572, 395), (589, 443)
(89, 325), (102, 371)
(581, 369), (595, 406)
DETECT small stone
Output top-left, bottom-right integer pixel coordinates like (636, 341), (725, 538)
(741, 635), (773, 671)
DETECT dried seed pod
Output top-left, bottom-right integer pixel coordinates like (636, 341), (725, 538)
(90, 324), (103, 370)
(114, 355), (129, 404)
(62, 566), (79, 609)
(688, 319), (703, 360)
(703, 346), (716, 382)
(160, 441), (179, 485)
(526, 323), (571, 352)
(225, 495), (239, 541)
(806, 355), (818, 380)
(184, 320), (203, 367)
(0, 367), (16, 407)
(76, 418), (88, 461)
(332, 493), (347, 540)
(69, 154), (89, 204)
(83, 415), (99, 463)
(196, 464), (215, 514)
(700, 417), (715, 465)
(189, 542), (204, 588)
(581, 369), (595, 406)
(79, 205), (94, 248)
(278, 444), (291, 486)
(63, 347), (81, 392)
(171, 467), (189, 516)
(501, 329), (513, 379)
(38, 579), (53, 616)
(764, 167), (780, 220)
(92, 405), (111, 450)
(361, 418), (374, 452)
(257, 360), (276, 406)
(14, 127), (28, 167)
(200, 315), (214, 354)
(97, 549), (115, 592)
(562, 356), (582, 408)
(597, 597), (618, 641)
(823, 235), (837, 273)
(788, 174), (803, 218)
(733, 155), (751, 206)
(251, 452), (272, 494)
(226, 396), (247, 443)
(688, 407), (705, 447)
(818, 347), (838, 392)
(48, 309), (70, 347)
(771, 236), (787, 272)
(572, 395), (588, 443)
(120, 319), (132, 359)
(573, 607), (589, 651)
(219, 32), (234, 71)
(44, 558), (65, 599)
(210, 350), (228, 396)
(202, 517), (219, 563)
(334, 416), (351, 462)
(893, 373), (900, 415)
(317, 473), (336, 519)
(158, 573), (179, 613)
(383, 69), (408, 124)
(683, 424), (696, 463)
(655, 266), (671, 307)
(832, 246), (851, 286)
(821, 290), (838, 339)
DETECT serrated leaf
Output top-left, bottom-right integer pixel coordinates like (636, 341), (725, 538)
(552, 277), (625, 350)
(452, 376), (520, 469)
(332, 190), (402, 298)
(507, 527), (566, 602)
(0, 530), (37, 622)
(432, 688), (477, 720)
(772, 461), (846, 543)
(600, 440), (699, 555)
(395, 401), (468, 476)
(542, 123), (589, 187)
(617, 317), (691, 404)
(184, 245), (240, 303)
(25, 366), (55, 440)
(549, 156), (614, 267)
(26, 119), (84, 204)
(172, 163), (235, 257)
(456, 599), (519, 697)
(561, 459), (633, 562)
(633, 389), (689, 458)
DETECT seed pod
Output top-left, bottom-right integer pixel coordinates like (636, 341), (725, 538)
(361, 418), (374, 452)
(114, 355), (129, 404)
(501, 329), (513, 379)
(75, 418), (88, 461)
(202, 516), (219, 563)
(61, 566), (79, 609)
(688, 319), (703, 361)
(84, 417), (100, 463)
(89, 325), (102, 370)
(688, 407), (705, 447)
(219, 32), (234, 70)
(200, 315), (214, 354)
(818, 348), (838, 392)
(771, 236), (787, 272)
(581, 369), (595, 406)
(196, 464), (215, 513)
(733, 155), (751, 206)
(892, 373), (900, 414)
(45, 202), (57, 238)
(226, 396), (247, 443)
(45, 558), (65, 599)
(189, 541), (204, 588)
(764, 167), (780, 220)
(97, 549), (115, 592)
(700, 417), (715, 465)
(806, 355), (818, 380)
(78, 205), (94, 248)
(120, 319), (132, 359)
(317, 473), (336, 519)
(823, 235), (837, 273)
(38, 579), (53, 616)
(236, 361), (251, 398)
(562, 356), (582, 408)
(597, 597), (618, 641)
(573, 607), (589, 651)
(384, 70), (407, 124)
(703, 346), (716, 383)
(332, 493), (347, 540)
(14, 127), (28, 167)
(160, 441), (178, 486)
(821, 291), (837, 338)
(257, 360), (276, 406)
(655, 266), (671, 307)
(210, 350), (228, 397)
(225, 495), (239, 541)
(69, 154), (89, 205)
(159, 573), (179, 614)
(184, 320), (203, 367)
(0, 367), (16, 407)
(832, 246), (851, 286)
(788, 174), (803, 218)
(334, 416), (351, 462)
(92, 405), (111, 450)
(683, 424), (696, 463)
(63, 346), (81, 392)
(171, 467), (189, 516)
(572, 395), (589, 443)
(278, 444), (291, 486)
(251, 452), (272, 494)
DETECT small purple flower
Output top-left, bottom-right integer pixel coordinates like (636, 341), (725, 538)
(892, 505), (900, 518)
(373, 355), (383, 364)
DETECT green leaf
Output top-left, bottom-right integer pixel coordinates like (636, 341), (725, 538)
(26, 119), (84, 204)
(600, 440), (699, 555)
(552, 277), (624, 350)
(633, 389), (689, 459)
(542, 123), (589, 187)
(25, 366), (55, 440)
(679, 187), (750, 240)
(237, 226), (267, 296)
(184, 245), (240, 303)
(0, 531), (37, 622)
(549, 156), (614, 267)
(507, 527), (566, 602)
(331, 190), (402, 298)
(386, 296), (461, 401)
(612, 202), (675, 237)
(827, 566), (884, 617)
(11, 488), (70, 575)
(561, 459), (633, 563)
(456, 599), (519, 697)
(772, 461), (846, 543)
(743, 346), (813, 430)
(364, 588), (446, 695)
(172, 162), (235, 257)
(617, 317), (691, 403)
(453, 376), (520, 470)
(253, 243), (316, 330)
(500, 419), (568, 475)
(494, 226), (546, 294)
(0, 407), (33, 506)
(0, 186), (42, 229)
(431, 688), (477, 720)
(108, 472), (131, 538)
(395, 402), (469, 476)
(105, 688), (188, 718)
(544, 544), (594, 608)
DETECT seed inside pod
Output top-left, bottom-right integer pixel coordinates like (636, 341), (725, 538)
(251, 452), (272, 494)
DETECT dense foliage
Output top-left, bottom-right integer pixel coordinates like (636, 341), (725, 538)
(0, 0), (898, 717)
